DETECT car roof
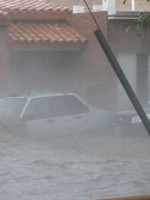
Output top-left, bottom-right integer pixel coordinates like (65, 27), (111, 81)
(0, 92), (80, 99)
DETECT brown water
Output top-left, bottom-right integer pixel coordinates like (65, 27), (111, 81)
(0, 131), (150, 200)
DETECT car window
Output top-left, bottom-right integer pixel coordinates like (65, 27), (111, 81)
(0, 98), (27, 115)
(23, 95), (89, 120)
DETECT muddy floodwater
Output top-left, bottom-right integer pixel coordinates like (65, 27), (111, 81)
(0, 131), (150, 200)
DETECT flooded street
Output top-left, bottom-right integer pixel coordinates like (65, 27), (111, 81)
(0, 0), (149, 199)
(0, 131), (150, 200)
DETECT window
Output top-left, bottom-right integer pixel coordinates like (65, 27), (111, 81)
(23, 95), (89, 121)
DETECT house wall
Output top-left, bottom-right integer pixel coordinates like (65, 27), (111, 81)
(116, 0), (150, 11)
(108, 19), (150, 51)
(9, 51), (81, 93)
(108, 19), (150, 109)
(0, 26), (10, 94)
(70, 12), (116, 109)
(116, 0), (132, 11)
(48, 0), (102, 8)
(50, 0), (149, 12)
(0, 11), (113, 109)
(135, 0), (150, 11)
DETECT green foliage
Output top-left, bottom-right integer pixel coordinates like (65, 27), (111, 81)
(137, 12), (150, 30)
(123, 0), (150, 30)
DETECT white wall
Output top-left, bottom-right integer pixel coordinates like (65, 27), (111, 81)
(103, 0), (108, 11)
(103, 0), (116, 14)
(117, 52), (137, 110)
(132, 0), (135, 11)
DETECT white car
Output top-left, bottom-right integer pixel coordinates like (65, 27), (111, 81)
(0, 93), (112, 138)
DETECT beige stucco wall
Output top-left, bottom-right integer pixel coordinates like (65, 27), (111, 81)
(116, 0), (150, 11)
(48, 0), (102, 8)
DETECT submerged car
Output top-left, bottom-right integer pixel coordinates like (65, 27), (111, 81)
(113, 104), (150, 135)
(0, 93), (112, 138)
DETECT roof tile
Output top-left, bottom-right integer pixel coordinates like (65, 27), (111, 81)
(0, 0), (72, 18)
(9, 23), (88, 44)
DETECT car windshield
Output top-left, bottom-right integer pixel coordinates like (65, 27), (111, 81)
(0, 98), (27, 115)
(23, 95), (89, 120)
(46, 95), (90, 117)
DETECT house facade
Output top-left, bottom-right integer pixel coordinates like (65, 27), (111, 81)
(116, 0), (150, 11)
(1, 0), (149, 111)
(50, 0), (150, 14)
(108, 0), (150, 110)
(0, 0), (112, 109)
(48, 0), (150, 110)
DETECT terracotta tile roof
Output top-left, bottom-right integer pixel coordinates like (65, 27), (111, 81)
(0, 0), (72, 18)
(9, 23), (87, 44)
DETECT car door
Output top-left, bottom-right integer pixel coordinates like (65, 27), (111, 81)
(22, 95), (90, 137)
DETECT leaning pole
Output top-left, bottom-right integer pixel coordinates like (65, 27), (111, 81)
(83, 0), (150, 136)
